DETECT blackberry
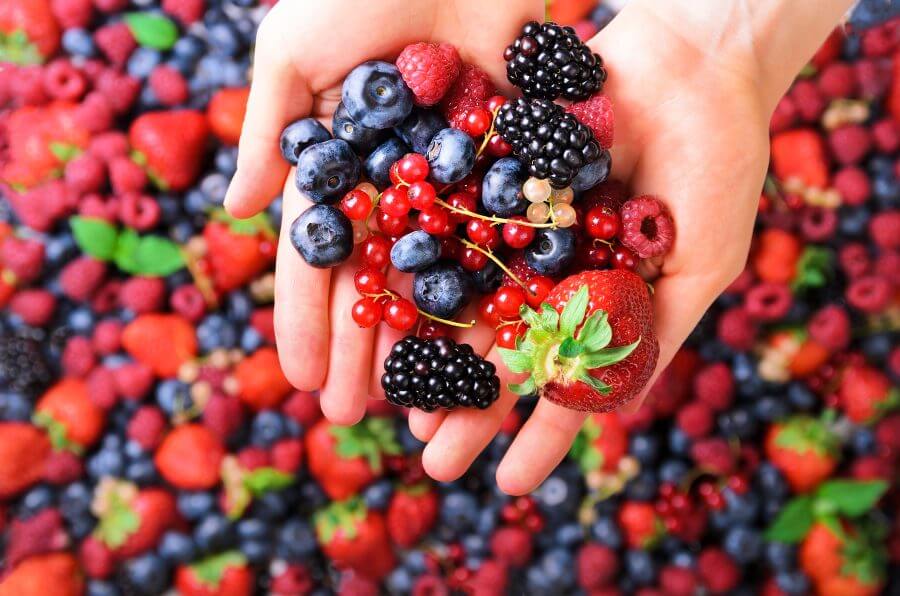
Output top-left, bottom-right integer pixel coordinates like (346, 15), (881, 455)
(381, 336), (500, 412)
(504, 20), (606, 101)
(0, 333), (53, 397)
(495, 97), (603, 188)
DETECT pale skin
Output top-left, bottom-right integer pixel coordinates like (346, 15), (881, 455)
(225, 0), (855, 495)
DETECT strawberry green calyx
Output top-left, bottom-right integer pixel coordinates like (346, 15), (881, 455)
(314, 497), (368, 543)
(32, 411), (83, 454)
(569, 417), (604, 474)
(210, 209), (277, 239)
(498, 285), (640, 396)
(792, 246), (832, 292)
(0, 30), (43, 65)
(774, 413), (840, 457)
(330, 417), (401, 472)
(91, 478), (140, 548)
(189, 551), (246, 588)
(221, 455), (296, 520)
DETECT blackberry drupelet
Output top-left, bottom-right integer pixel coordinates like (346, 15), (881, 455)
(504, 20), (606, 101)
(495, 97), (604, 188)
(381, 336), (500, 412)
(0, 333), (54, 397)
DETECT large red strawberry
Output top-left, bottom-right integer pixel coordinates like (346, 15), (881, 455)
(129, 110), (209, 191)
(206, 87), (249, 146)
(174, 551), (254, 596)
(765, 415), (839, 493)
(799, 522), (885, 596)
(155, 424), (225, 490)
(752, 228), (802, 285)
(315, 498), (396, 580)
(770, 128), (829, 189)
(306, 418), (401, 500)
(0, 552), (84, 596)
(122, 313), (198, 377)
(203, 210), (276, 294)
(0, 422), (51, 499)
(499, 270), (658, 412)
(34, 378), (105, 452)
(0, 0), (60, 64)
(569, 412), (628, 473)
(386, 483), (439, 548)
(839, 363), (898, 424)
(233, 346), (291, 410)
(91, 479), (178, 559)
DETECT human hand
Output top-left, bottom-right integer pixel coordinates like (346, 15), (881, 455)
(223, 0), (544, 424)
(407, 0), (856, 494)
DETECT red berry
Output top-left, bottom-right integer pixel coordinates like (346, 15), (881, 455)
(446, 192), (476, 224)
(467, 219), (499, 248)
(463, 108), (492, 137)
(456, 173), (482, 199)
(354, 267), (387, 295)
(585, 206), (620, 239)
(375, 208), (408, 236)
(494, 287), (526, 318)
(612, 246), (638, 270)
(479, 295), (501, 326)
(496, 322), (526, 349)
(486, 134), (513, 157)
(408, 181), (436, 210)
(525, 276), (554, 308)
(460, 247), (488, 271)
(486, 95), (508, 112)
(585, 243), (613, 269)
(419, 206), (450, 235)
(397, 153), (429, 182)
(380, 186), (411, 217)
(340, 189), (372, 220)
(502, 217), (536, 249)
(440, 237), (461, 260)
(352, 297), (382, 328)
(418, 320), (450, 339)
(384, 299), (418, 331)
(361, 235), (392, 268)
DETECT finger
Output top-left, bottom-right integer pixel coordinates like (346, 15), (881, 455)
(408, 409), (446, 442)
(224, 15), (313, 218)
(318, 253), (376, 425)
(496, 401), (588, 495)
(273, 174), (331, 391)
(368, 267), (414, 400)
(421, 345), (524, 483)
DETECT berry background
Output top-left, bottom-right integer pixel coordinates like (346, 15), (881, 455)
(0, 0), (899, 595)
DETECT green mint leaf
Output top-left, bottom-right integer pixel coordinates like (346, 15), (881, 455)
(133, 235), (185, 276)
(498, 348), (533, 374)
(508, 377), (536, 396)
(244, 467), (295, 496)
(190, 551), (246, 588)
(70, 216), (119, 261)
(559, 285), (589, 338)
(114, 229), (141, 274)
(558, 337), (583, 358)
(578, 373), (611, 394)
(765, 495), (815, 543)
(124, 13), (179, 50)
(815, 480), (888, 518)
(577, 310), (612, 352)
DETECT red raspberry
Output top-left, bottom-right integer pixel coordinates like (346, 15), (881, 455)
(62, 336), (96, 377)
(832, 166), (870, 206)
(127, 406), (168, 450)
(490, 526), (533, 567)
(828, 124), (872, 165)
(1, 237), (45, 283)
(838, 242), (871, 278)
(875, 414), (900, 452)
(271, 438), (304, 473)
(769, 95), (798, 133)
(95, 70), (140, 113)
(149, 65), (189, 107)
(88, 366), (118, 410)
(78, 194), (115, 222)
(869, 210), (900, 250)
(64, 153), (107, 196)
(270, 565), (313, 596)
(43, 60), (87, 101)
(872, 118), (900, 152)
(396, 42), (461, 106)
(170, 284), (207, 322)
(202, 393), (244, 440)
(851, 455), (894, 481)
(697, 549), (740, 594)
(716, 306), (757, 351)
(162, 0), (205, 25)
(51, 0), (94, 28)
(694, 362), (734, 412)
(94, 22), (137, 66)
(237, 446), (270, 470)
(93, 0), (128, 13)
(282, 391), (322, 427)
(93, 318), (124, 353)
(846, 275), (891, 313)
(854, 58), (892, 98)
(576, 543), (618, 589)
(79, 536), (115, 579)
(861, 22), (899, 57)
(874, 250), (900, 287)
(113, 363), (154, 400)
(109, 156), (148, 195)
(619, 195), (675, 259)
(118, 193), (161, 231)
(11, 66), (48, 106)
(659, 565), (698, 596)
(808, 304), (850, 351)
(816, 61), (857, 98)
(566, 94), (614, 148)
(119, 276), (166, 314)
(251, 307), (275, 343)
(9, 290), (56, 327)
(5, 509), (69, 570)
(92, 279), (122, 315)
(676, 401), (714, 439)
(42, 450), (83, 484)
(799, 206), (837, 242)
(75, 92), (115, 133)
(88, 131), (130, 162)
(439, 63), (496, 129)
(59, 256), (107, 301)
(743, 282), (792, 321)
(691, 438), (735, 475)
(790, 79), (826, 121)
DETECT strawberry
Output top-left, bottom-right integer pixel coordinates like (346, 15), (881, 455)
(386, 483), (439, 548)
(207, 87), (249, 146)
(174, 551), (253, 596)
(0, 422), (51, 499)
(499, 270), (658, 412)
(0, 0), (60, 64)
(219, 455), (295, 520)
(202, 210), (276, 294)
(548, 0), (598, 25)
(128, 109), (209, 191)
(618, 501), (665, 548)
(799, 522), (886, 596)
(305, 418), (401, 500)
(121, 313), (197, 377)
(569, 412), (627, 473)
(155, 424), (225, 490)
(752, 228), (802, 285)
(34, 378), (104, 451)
(0, 552), (84, 596)
(315, 498), (396, 580)
(233, 346), (291, 410)
(770, 128), (829, 189)
(91, 478), (178, 558)
(765, 415), (839, 492)
(839, 363), (899, 424)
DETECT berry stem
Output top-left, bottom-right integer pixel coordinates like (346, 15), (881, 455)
(434, 199), (556, 229)
(458, 238), (528, 290)
(416, 309), (476, 329)
(474, 107), (501, 160)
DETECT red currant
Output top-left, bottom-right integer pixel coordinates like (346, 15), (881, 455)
(459, 247), (488, 271)
(351, 297), (382, 328)
(340, 189), (372, 221)
(380, 186), (411, 217)
(418, 320), (449, 339)
(585, 206), (620, 240)
(418, 206), (450, 235)
(446, 192), (477, 224)
(612, 245), (638, 270)
(353, 267), (387, 295)
(388, 161), (402, 185)
(502, 216), (536, 249)
(375, 208), (408, 236)
(463, 108), (492, 137)
(384, 298), (418, 331)
(466, 219), (499, 247)
(494, 286), (526, 318)
(407, 180), (436, 210)
(585, 243), (612, 269)
(456, 173), (482, 199)
(525, 275), (554, 308)
(440, 237), (461, 259)
(396, 153), (429, 182)
(478, 296), (500, 327)
(496, 321), (526, 349)
(486, 95), (507, 112)
(486, 134), (512, 157)
(361, 235), (391, 268)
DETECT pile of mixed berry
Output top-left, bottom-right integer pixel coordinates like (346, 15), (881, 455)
(0, 0), (898, 594)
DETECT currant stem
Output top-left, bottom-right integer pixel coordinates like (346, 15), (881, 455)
(474, 107), (501, 160)
(458, 238), (528, 290)
(434, 198), (556, 229)
(416, 309), (476, 328)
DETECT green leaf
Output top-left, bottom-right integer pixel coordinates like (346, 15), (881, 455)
(114, 229), (141, 274)
(0, 29), (44, 65)
(578, 373), (611, 395)
(70, 217), (119, 261)
(49, 142), (81, 163)
(314, 497), (367, 543)
(133, 235), (185, 276)
(765, 495), (815, 543)
(559, 285), (589, 338)
(331, 418), (399, 471)
(577, 310), (612, 352)
(519, 305), (543, 329)
(32, 411), (83, 455)
(538, 303), (559, 332)
(190, 551), (246, 588)
(210, 209), (276, 237)
(569, 418), (603, 474)
(93, 490), (140, 548)
(792, 246), (833, 292)
(244, 467), (295, 496)
(558, 337), (583, 358)
(124, 13), (179, 50)
(498, 348), (533, 374)
(581, 339), (641, 369)
(816, 480), (888, 518)
(508, 377), (536, 396)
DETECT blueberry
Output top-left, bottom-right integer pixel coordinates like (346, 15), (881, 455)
(776, 571), (811, 595)
(482, 157), (528, 216)
(717, 405), (758, 439)
(295, 139), (360, 204)
(471, 260), (502, 293)
(724, 526), (763, 564)
(756, 463), (789, 499)
(629, 432), (659, 464)
(127, 47), (162, 80)
(119, 553), (169, 596)
(659, 459), (689, 484)
(362, 479), (393, 510)
(851, 428), (877, 455)
(440, 490), (480, 534)
(332, 102), (388, 154)
(159, 531), (197, 564)
(240, 539), (272, 565)
(156, 379), (193, 417)
(277, 519), (317, 561)
(722, 488), (761, 525)
(280, 118), (332, 165)
(87, 580), (119, 596)
(20, 485), (55, 517)
(386, 568), (414, 593)
(426, 128), (476, 184)
(125, 457), (159, 485)
(250, 410), (287, 446)
(240, 327), (264, 352)
(555, 522), (584, 547)
(193, 513), (235, 553)
(215, 147), (238, 177)
(624, 549), (657, 586)
(67, 307), (95, 334)
(754, 395), (790, 422)
(0, 391), (32, 421)
(571, 149), (611, 192)
(60, 482), (93, 521)
(250, 489), (290, 521)
(290, 204), (353, 268)
(197, 314), (239, 351)
(391, 230), (441, 272)
(395, 108), (447, 153)
(237, 518), (271, 541)
(342, 61), (413, 129)
(668, 427), (692, 456)
(525, 228), (576, 276)
(207, 21), (243, 56)
(364, 137), (410, 189)
(61, 28), (96, 57)
(541, 548), (575, 588)
(413, 262), (474, 319)
(787, 381), (817, 411)
(172, 34), (205, 63)
(87, 448), (125, 479)
(177, 491), (216, 521)
(764, 541), (796, 572)
(625, 470), (658, 501)
(535, 465), (583, 520)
